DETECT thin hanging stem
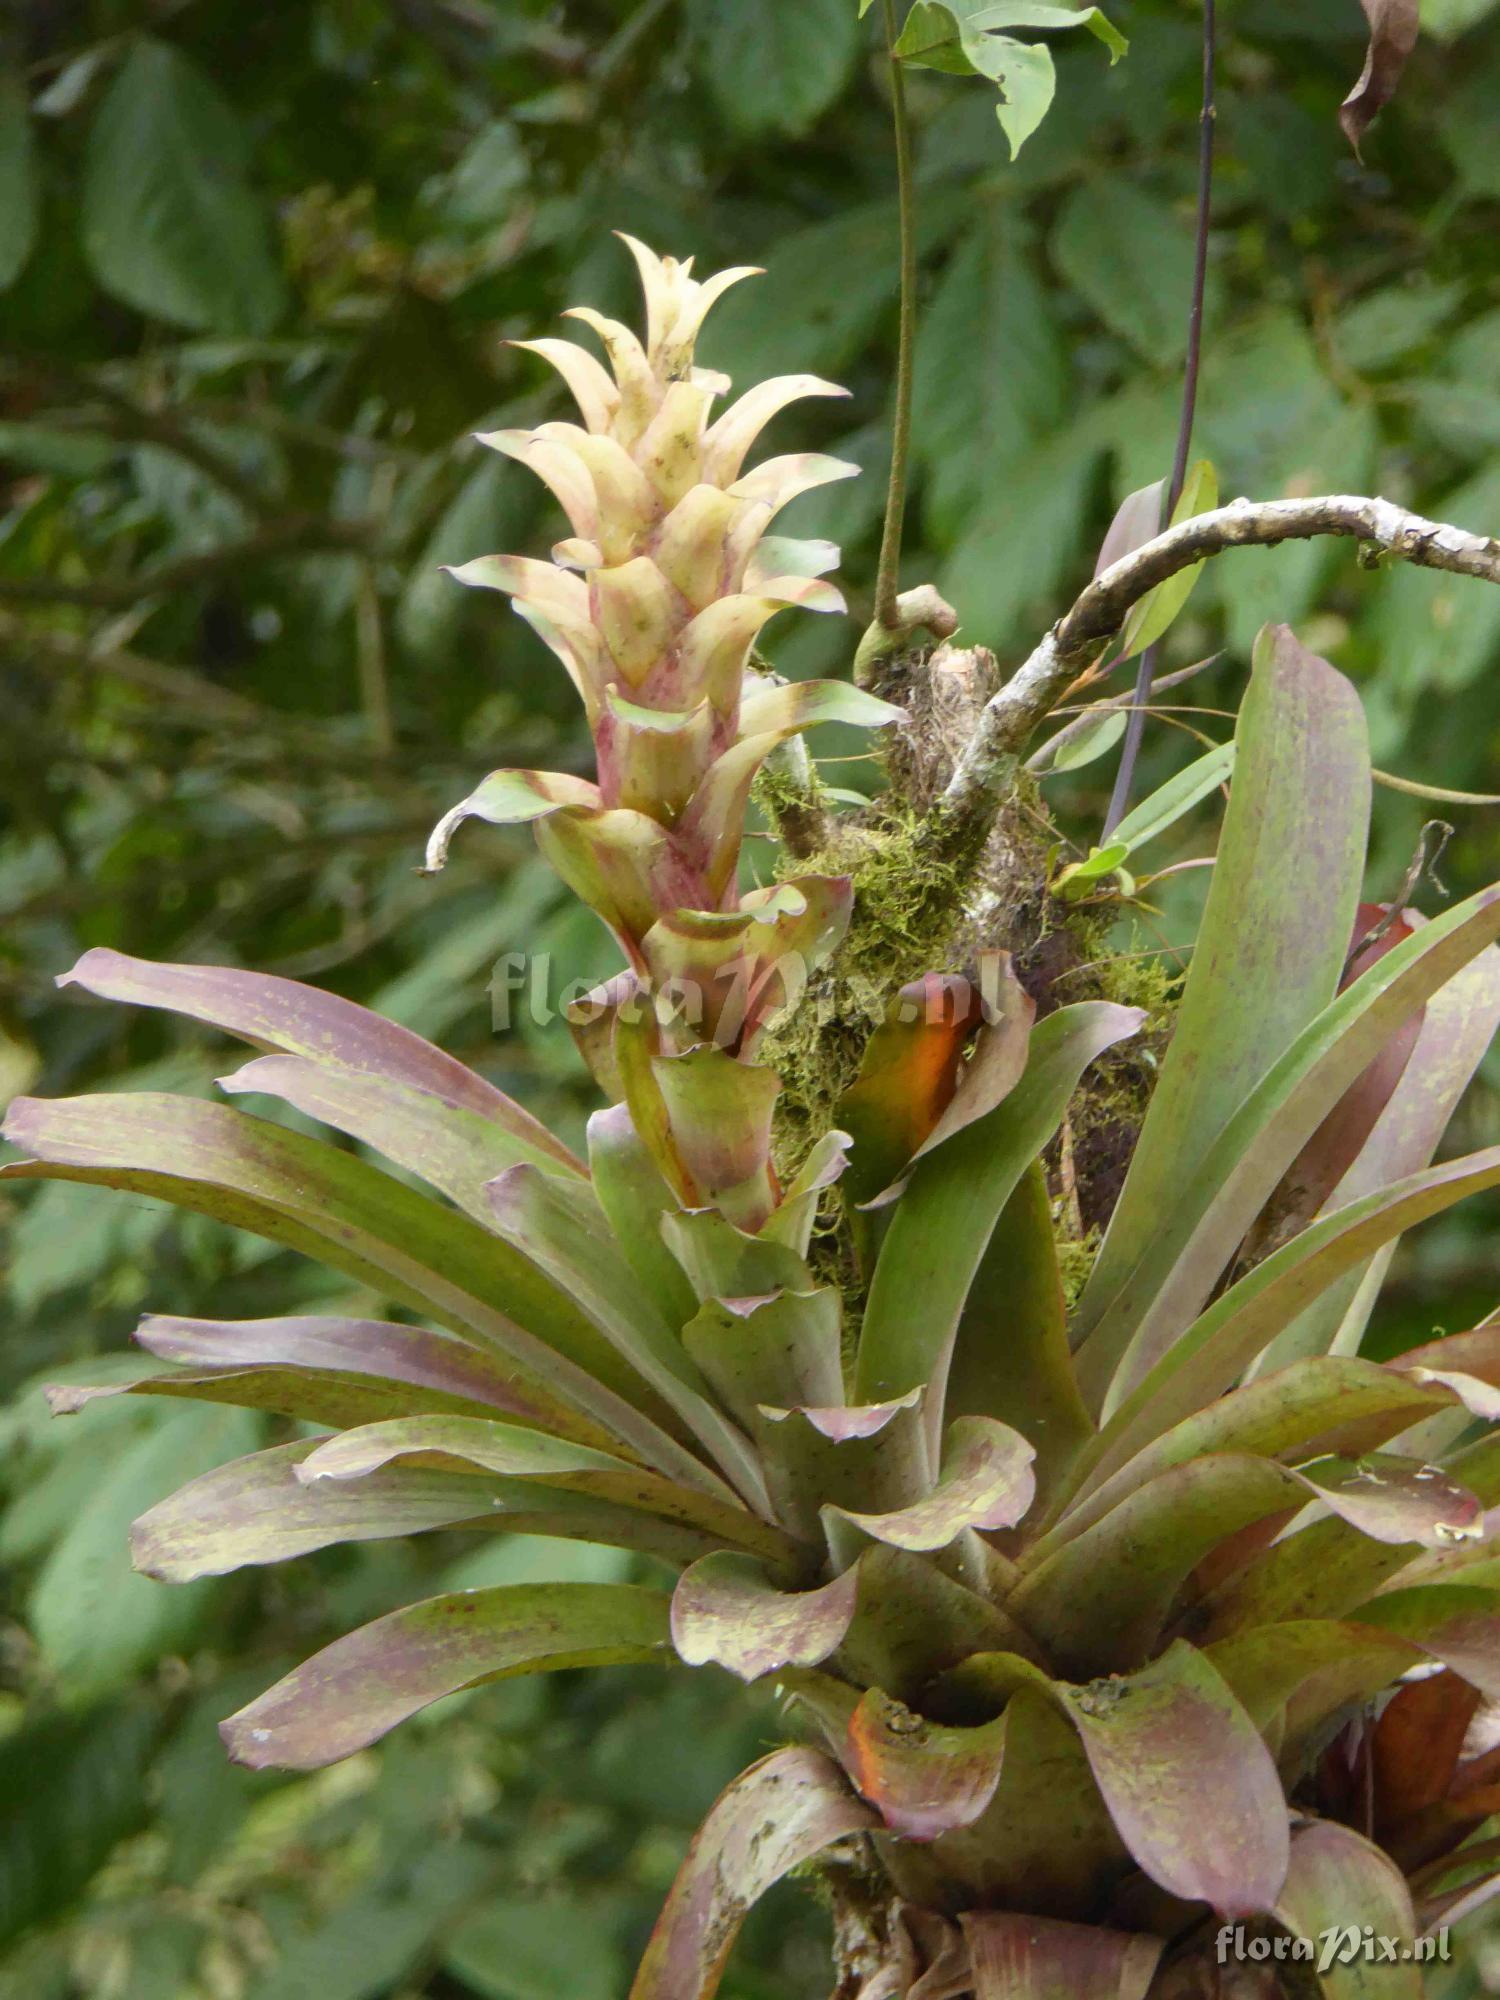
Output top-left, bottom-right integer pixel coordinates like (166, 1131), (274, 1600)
(1103, 0), (1217, 836)
(874, 0), (918, 630)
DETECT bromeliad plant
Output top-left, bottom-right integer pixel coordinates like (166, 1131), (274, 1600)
(13, 229), (1500, 2000)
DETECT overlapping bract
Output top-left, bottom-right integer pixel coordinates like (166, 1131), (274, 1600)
(422, 238), (899, 1225)
(10, 252), (1500, 2000)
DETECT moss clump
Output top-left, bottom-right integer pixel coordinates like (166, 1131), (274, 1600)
(1055, 1228), (1101, 1313)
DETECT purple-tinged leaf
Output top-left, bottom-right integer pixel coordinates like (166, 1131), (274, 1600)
(1093, 479), (1165, 579)
(670, 1551), (859, 1680)
(962, 1911), (1161, 2000)
(1062, 1640), (1289, 1917)
(1256, 940), (1500, 1373)
(628, 1747), (877, 2000)
(1370, 1669), (1479, 1834)
(1074, 627), (1372, 1403)
(0, 1093), (709, 1486)
(845, 1689), (1007, 1841)
(827, 1416), (1036, 1553)
(223, 1582), (672, 1770)
(857, 1001), (1143, 1446)
(55, 947), (582, 1175)
(1275, 1822), (1420, 2000)
(219, 1053), (590, 1226)
(132, 1439), (514, 1581)
(1204, 1619), (1424, 1734)
(1041, 1356), (1455, 1554)
(1303, 1456), (1484, 1549)
(836, 973), (987, 1207)
(759, 1391), (922, 1441)
(932, 1686), (1130, 1920)
(1340, 0), (1420, 157)
(298, 1416), (799, 1570)
(1349, 1584), (1500, 1698)
(839, 1546), (1036, 1699)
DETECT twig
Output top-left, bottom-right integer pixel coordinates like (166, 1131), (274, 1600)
(937, 492), (1500, 854)
(1102, 0), (1216, 835)
(873, 0), (918, 630)
(0, 515), (378, 610)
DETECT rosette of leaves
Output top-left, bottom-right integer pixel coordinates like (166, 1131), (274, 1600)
(10, 249), (1500, 2000)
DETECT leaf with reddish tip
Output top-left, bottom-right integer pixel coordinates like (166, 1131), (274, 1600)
(827, 1416), (1036, 1553)
(1074, 626), (1372, 1402)
(759, 1391), (922, 1441)
(670, 1551), (859, 1679)
(1275, 1821), (1420, 2000)
(0, 1092), (694, 1473)
(857, 1001), (1143, 1440)
(421, 767), (600, 870)
(1062, 1640), (1290, 1917)
(962, 1912), (1161, 2000)
(661, 1205), (814, 1302)
(1340, 0), (1420, 157)
(845, 1689), (1008, 1841)
(1303, 1455), (1484, 1549)
(629, 1746), (876, 2000)
(836, 972), (985, 1207)
(223, 1582), (672, 1770)
(55, 947), (584, 1176)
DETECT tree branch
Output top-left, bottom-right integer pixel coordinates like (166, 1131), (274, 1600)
(937, 492), (1500, 849)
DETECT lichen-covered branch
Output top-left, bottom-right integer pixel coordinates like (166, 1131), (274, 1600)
(937, 491), (1500, 854)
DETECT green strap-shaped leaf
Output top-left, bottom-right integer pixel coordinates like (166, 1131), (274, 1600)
(1072, 871), (1500, 1410)
(1073, 626), (1372, 1399)
(1071, 1145), (1500, 1499)
(587, 1103), (701, 1329)
(1039, 1353), (1461, 1550)
(57, 946), (584, 1176)
(856, 1001), (1143, 1440)
(222, 1582), (673, 1770)
(962, 1912), (1161, 2000)
(486, 1162), (766, 1513)
(945, 1162), (1094, 1518)
(1254, 939), (1500, 1373)
(300, 1416), (797, 1568)
(1, 1093), (711, 1489)
(1275, 1822), (1421, 2000)
(628, 1747), (878, 2000)
(1013, 1451), (1482, 1678)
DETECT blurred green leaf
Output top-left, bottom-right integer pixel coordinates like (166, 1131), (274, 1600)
(81, 40), (287, 334)
(687, 0), (861, 138)
(30, 1402), (262, 1698)
(0, 72), (39, 289)
(1052, 179), (1202, 362)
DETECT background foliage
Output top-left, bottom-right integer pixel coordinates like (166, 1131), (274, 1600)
(2, 0), (1499, 1993)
